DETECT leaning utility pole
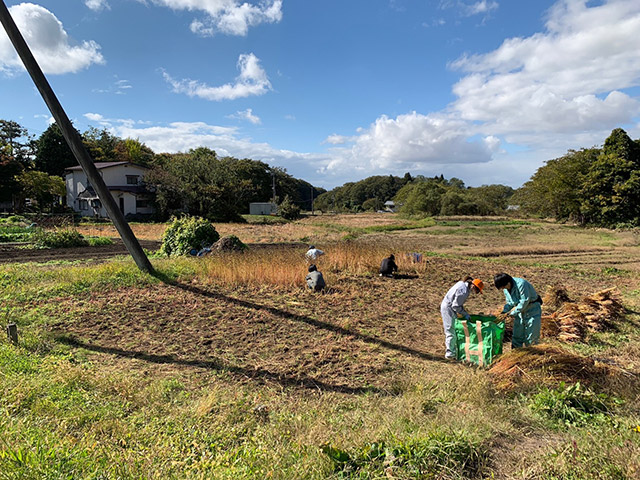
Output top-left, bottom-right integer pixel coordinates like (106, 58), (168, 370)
(0, 1), (153, 273)
(271, 172), (277, 205)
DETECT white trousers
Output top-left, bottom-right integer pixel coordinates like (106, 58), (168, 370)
(440, 304), (457, 358)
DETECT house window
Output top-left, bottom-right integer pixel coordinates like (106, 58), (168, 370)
(79, 200), (89, 210)
(91, 199), (102, 209)
(136, 198), (150, 209)
(126, 175), (139, 185)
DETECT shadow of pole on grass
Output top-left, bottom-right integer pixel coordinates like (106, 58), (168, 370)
(152, 273), (449, 365)
(56, 335), (381, 395)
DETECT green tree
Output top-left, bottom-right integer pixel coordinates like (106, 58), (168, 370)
(467, 184), (514, 213)
(146, 148), (253, 221)
(0, 119), (33, 166)
(82, 127), (119, 163)
(35, 123), (76, 177)
(0, 152), (23, 206)
(314, 175), (405, 212)
(114, 138), (155, 166)
(514, 148), (597, 221)
(362, 197), (384, 211)
(395, 179), (445, 216)
(581, 129), (640, 226)
(277, 195), (301, 220)
(15, 170), (65, 212)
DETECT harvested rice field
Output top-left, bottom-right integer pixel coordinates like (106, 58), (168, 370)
(1, 215), (639, 479)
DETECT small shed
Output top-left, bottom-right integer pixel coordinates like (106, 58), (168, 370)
(249, 202), (277, 215)
(384, 200), (397, 213)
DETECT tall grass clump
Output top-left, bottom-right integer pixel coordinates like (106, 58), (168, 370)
(198, 241), (430, 287)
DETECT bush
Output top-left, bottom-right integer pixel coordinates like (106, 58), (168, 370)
(160, 216), (220, 256)
(32, 229), (88, 249)
(278, 195), (301, 220)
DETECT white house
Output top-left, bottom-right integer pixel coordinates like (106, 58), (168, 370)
(65, 162), (154, 218)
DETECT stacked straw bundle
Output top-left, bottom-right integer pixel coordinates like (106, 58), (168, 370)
(542, 285), (572, 311)
(554, 303), (588, 342)
(578, 287), (625, 331)
(542, 287), (624, 342)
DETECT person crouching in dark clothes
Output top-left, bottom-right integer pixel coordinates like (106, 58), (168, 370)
(306, 264), (326, 292)
(379, 254), (398, 278)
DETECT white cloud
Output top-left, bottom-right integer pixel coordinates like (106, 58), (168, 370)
(145, 0), (282, 36)
(463, 1), (498, 16)
(163, 53), (271, 101)
(449, 0), (640, 146)
(324, 0), (640, 183)
(323, 134), (351, 145)
(0, 3), (105, 75)
(83, 113), (143, 130)
(85, 0), (110, 11)
(34, 113), (54, 126)
(322, 112), (496, 175)
(228, 108), (261, 124)
(92, 77), (132, 95)
(77, 1), (640, 189)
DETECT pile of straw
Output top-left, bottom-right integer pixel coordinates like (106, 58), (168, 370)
(540, 314), (560, 338)
(579, 287), (625, 331)
(542, 287), (624, 342)
(489, 345), (610, 392)
(542, 285), (572, 311)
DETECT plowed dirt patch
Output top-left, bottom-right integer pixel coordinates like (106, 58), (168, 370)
(46, 256), (623, 394)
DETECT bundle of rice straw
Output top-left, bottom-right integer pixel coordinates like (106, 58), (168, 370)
(576, 287), (625, 332)
(542, 285), (571, 311)
(555, 303), (588, 342)
(489, 344), (610, 392)
(540, 315), (559, 338)
(542, 287), (623, 342)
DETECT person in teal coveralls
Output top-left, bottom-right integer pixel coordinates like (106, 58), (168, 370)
(494, 273), (542, 348)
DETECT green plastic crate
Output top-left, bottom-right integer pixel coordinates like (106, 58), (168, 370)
(454, 315), (505, 367)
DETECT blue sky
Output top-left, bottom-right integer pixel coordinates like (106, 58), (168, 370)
(2, 0), (640, 189)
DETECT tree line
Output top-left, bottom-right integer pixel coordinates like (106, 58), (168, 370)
(4, 118), (635, 226)
(0, 119), (324, 221)
(513, 128), (640, 227)
(314, 172), (515, 216)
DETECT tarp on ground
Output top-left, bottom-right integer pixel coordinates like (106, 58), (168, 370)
(455, 315), (505, 367)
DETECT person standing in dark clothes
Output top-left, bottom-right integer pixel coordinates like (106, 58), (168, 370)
(379, 254), (398, 278)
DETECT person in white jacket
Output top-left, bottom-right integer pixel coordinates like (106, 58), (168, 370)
(440, 276), (484, 359)
(305, 245), (325, 261)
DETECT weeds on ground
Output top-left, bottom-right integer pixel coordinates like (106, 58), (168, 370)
(528, 382), (621, 427)
(322, 431), (488, 479)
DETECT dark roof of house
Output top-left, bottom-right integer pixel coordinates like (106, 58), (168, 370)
(77, 185), (149, 199)
(65, 162), (148, 171)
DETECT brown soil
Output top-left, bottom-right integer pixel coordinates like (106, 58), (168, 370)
(0, 239), (161, 264)
(46, 255), (631, 394)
